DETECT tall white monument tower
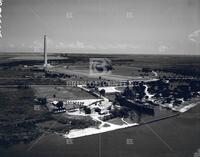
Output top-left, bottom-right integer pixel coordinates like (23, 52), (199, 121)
(43, 35), (48, 67)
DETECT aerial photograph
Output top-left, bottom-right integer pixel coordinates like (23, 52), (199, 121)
(0, 0), (200, 157)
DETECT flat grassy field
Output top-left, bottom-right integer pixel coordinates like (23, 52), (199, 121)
(0, 87), (40, 121)
(33, 85), (96, 100)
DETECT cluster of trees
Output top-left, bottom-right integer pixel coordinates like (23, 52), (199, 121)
(148, 79), (200, 104)
(122, 83), (145, 100)
(110, 106), (131, 118)
(83, 106), (91, 114)
(99, 89), (106, 97)
(148, 80), (170, 98)
(141, 68), (151, 73)
(36, 97), (47, 105)
(45, 72), (71, 78)
(103, 105), (138, 122)
(158, 67), (200, 77)
(56, 116), (98, 130)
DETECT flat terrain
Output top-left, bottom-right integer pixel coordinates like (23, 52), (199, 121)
(0, 104), (199, 157)
(0, 53), (200, 157)
(33, 85), (96, 100)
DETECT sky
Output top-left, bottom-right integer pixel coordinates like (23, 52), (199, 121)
(0, 0), (200, 54)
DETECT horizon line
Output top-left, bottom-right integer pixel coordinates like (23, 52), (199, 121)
(0, 51), (199, 56)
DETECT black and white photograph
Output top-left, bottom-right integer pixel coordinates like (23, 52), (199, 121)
(0, 0), (200, 157)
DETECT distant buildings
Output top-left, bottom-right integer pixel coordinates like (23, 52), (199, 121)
(45, 100), (66, 114)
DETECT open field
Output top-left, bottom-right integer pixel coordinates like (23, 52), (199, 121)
(0, 104), (200, 157)
(1, 53), (200, 76)
(0, 53), (200, 156)
(33, 85), (96, 100)
(0, 87), (42, 121)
